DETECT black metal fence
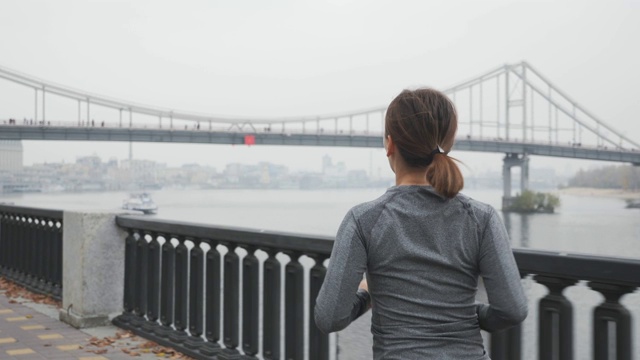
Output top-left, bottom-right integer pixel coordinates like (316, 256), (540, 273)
(0, 204), (636, 359)
(0, 204), (63, 300)
(114, 215), (640, 360)
(492, 249), (640, 360)
(113, 215), (333, 360)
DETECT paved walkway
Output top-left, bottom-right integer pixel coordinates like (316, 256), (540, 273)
(0, 288), (191, 360)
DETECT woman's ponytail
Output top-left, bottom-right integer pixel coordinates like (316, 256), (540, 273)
(426, 154), (463, 199)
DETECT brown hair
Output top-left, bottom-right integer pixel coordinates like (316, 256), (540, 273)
(385, 88), (463, 198)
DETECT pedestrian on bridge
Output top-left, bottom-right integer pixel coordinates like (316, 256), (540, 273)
(315, 88), (527, 359)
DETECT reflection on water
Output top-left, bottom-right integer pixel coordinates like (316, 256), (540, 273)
(466, 190), (640, 260)
(503, 213), (530, 248)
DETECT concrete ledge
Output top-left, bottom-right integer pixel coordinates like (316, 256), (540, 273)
(59, 308), (111, 329)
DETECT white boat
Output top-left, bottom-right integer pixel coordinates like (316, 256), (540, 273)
(122, 192), (158, 214)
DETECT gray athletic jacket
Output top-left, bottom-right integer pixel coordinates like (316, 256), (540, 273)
(315, 185), (528, 359)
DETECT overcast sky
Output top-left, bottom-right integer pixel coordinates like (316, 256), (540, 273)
(1, 0), (639, 178)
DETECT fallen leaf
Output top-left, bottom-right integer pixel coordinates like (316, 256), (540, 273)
(0, 277), (62, 308)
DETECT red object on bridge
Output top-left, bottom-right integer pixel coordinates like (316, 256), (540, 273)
(244, 135), (256, 145)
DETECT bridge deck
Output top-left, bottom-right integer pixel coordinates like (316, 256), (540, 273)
(1, 124), (639, 164)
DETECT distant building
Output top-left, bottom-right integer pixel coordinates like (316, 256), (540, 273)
(76, 155), (102, 169)
(0, 140), (23, 172)
(258, 161), (289, 187)
(322, 154), (332, 174)
(121, 159), (166, 189)
(321, 155), (348, 187)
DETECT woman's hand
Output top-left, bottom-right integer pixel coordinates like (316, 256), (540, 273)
(358, 278), (368, 292)
(358, 278), (372, 310)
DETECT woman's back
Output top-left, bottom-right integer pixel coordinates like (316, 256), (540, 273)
(363, 185), (503, 359)
(364, 186), (483, 328)
(314, 88), (527, 360)
(315, 185), (527, 359)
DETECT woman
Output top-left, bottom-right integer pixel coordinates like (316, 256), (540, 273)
(314, 88), (527, 359)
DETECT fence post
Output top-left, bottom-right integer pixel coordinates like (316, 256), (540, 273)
(59, 211), (128, 328)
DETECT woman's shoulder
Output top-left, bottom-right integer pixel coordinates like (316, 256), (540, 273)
(347, 188), (399, 220)
(453, 192), (498, 222)
(351, 190), (392, 214)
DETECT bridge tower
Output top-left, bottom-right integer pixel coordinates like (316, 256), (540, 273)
(502, 153), (530, 209)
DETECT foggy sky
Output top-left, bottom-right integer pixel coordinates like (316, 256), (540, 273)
(1, 0), (639, 178)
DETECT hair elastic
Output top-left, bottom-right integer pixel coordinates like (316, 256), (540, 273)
(430, 145), (446, 156)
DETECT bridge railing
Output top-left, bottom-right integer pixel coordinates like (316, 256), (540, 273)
(0, 204), (63, 300)
(112, 215), (333, 360)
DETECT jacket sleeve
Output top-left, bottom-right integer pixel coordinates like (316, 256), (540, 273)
(314, 210), (369, 334)
(477, 208), (528, 332)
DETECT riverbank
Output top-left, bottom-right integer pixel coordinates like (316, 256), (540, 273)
(559, 187), (640, 200)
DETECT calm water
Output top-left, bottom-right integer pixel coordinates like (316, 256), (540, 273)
(3, 188), (640, 359)
(4, 187), (639, 258)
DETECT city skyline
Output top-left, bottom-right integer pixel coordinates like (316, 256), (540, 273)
(20, 140), (615, 180)
(0, 156), (569, 204)
(16, 147), (569, 187)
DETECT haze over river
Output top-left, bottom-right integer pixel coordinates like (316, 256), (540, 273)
(4, 187), (638, 258)
(3, 188), (639, 359)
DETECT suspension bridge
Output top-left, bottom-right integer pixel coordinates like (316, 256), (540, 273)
(1, 62), (639, 202)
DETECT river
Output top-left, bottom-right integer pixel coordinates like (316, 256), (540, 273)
(4, 187), (638, 258)
(2, 188), (639, 359)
